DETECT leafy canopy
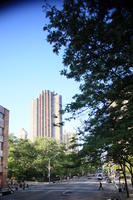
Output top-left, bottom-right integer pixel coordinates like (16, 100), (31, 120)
(43, 0), (133, 168)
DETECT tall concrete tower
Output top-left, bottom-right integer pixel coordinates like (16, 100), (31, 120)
(30, 90), (63, 142)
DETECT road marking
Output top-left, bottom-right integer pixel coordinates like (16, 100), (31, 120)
(62, 190), (72, 195)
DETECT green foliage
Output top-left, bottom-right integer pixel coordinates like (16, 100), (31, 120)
(8, 135), (37, 180)
(34, 137), (66, 179)
(43, 0), (133, 175)
(8, 135), (81, 180)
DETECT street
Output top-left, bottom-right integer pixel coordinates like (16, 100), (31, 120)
(0, 177), (121, 200)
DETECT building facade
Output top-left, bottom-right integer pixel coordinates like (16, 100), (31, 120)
(18, 128), (28, 140)
(30, 90), (63, 142)
(63, 130), (78, 152)
(0, 105), (9, 188)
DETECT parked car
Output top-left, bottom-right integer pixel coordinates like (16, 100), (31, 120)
(51, 176), (60, 183)
(0, 187), (13, 196)
(88, 175), (92, 179)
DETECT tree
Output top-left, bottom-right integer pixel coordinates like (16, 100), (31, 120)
(44, 1), (133, 197)
(43, 0), (133, 139)
(43, 0), (133, 126)
(8, 135), (81, 182)
(34, 137), (67, 180)
(8, 135), (37, 180)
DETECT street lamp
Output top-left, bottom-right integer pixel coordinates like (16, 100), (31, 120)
(48, 158), (51, 184)
(47, 152), (60, 184)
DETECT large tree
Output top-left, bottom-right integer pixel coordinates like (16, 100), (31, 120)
(43, 0), (133, 151)
(8, 135), (37, 180)
(34, 137), (67, 180)
(44, 0), (133, 196)
(43, 0), (133, 117)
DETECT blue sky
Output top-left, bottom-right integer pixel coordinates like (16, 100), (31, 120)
(0, 1), (79, 136)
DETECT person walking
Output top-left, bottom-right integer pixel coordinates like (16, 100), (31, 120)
(98, 181), (104, 190)
(122, 182), (125, 191)
(22, 182), (25, 190)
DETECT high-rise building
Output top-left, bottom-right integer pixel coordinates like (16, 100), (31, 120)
(18, 128), (28, 140)
(0, 105), (9, 188)
(30, 90), (63, 142)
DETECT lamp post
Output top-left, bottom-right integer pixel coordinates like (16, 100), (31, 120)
(48, 158), (51, 183)
(47, 152), (59, 183)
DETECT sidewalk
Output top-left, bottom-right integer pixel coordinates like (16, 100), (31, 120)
(117, 190), (133, 200)
(113, 180), (133, 200)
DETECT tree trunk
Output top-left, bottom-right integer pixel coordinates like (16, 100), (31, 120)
(129, 164), (133, 187)
(125, 162), (133, 187)
(122, 164), (129, 198)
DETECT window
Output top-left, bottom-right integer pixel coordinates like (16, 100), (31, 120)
(0, 113), (4, 119)
(0, 128), (3, 135)
(0, 157), (2, 164)
(0, 119), (4, 128)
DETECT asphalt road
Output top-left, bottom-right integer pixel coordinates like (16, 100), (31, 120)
(0, 177), (121, 200)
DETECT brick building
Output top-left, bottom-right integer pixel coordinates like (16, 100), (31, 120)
(0, 105), (9, 188)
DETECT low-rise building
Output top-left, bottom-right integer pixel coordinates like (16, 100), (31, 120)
(0, 105), (9, 188)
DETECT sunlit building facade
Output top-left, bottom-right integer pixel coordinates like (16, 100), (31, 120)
(0, 105), (9, 188)
(18, 128), (28, 140)
(30, 90), (63, 142)
(63, 130), (78, 152)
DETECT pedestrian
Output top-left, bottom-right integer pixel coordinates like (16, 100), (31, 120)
(15, 183), (18, 191)
(122, 183), (125, 191)
(98, 181), (103, 190)
(19, 182), (22, 188)
(22, 182), (25, 190)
